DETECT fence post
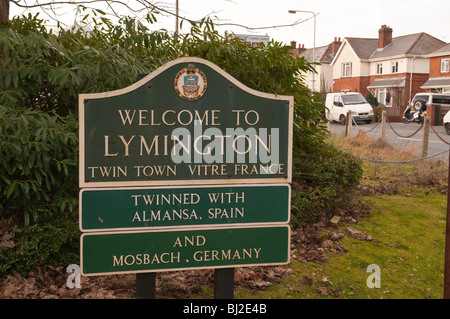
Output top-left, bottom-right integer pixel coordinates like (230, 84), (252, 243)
(445, 145), (450, 299)
(381, 110), (386, 141)
(345, 110), (352, 137)
(422, 116), (430, 157)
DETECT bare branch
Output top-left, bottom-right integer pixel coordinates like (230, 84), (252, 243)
(11, 0), (146, 13)
(10, 0), (199, 24)
(10, 0), (316, 34)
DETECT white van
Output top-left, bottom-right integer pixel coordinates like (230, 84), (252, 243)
(325, 92), (374, 124)
(414, 93), (450, 132)
(410, 92), (450, 110)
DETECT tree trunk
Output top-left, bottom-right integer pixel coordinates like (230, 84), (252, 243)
(0, 0), (9, 26)
(0, 0), (7, 62)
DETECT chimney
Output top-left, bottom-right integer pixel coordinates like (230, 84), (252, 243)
(297, 44), (307, 54)
(288, 41), (302, 57)
(378, 25), (393, 49)
(331, 37), (342, 55)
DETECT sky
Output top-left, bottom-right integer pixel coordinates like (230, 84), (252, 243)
(10, 0), (450, 48)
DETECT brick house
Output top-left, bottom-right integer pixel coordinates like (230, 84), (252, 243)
(421, 43), (450, 93)
(331, 25), (445, 111)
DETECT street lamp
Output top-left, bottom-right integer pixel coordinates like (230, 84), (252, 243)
(288, 10), (318, 92)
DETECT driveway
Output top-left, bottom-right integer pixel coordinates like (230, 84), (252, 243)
(327, 121), (450, 164)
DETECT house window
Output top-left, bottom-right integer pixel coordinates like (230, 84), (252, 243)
(376, 63), (383, 75)
(376, 88), (392, 107)
(391, 61), (398, 73)
(441, 58), (450, 73)
(342, 62), (352, 77)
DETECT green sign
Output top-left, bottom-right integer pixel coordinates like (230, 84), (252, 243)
(78, 58), (293, 279)
(81, 226), (290, 275)
(79, 57), (293, 188)
(80, 184), (290, 231)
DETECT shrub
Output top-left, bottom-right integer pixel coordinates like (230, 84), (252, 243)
(0, 12), (362, 275)
(0, 106), (78, 225)
(0, 106), (79, 276)
(0, 214), (80, 276)
(0, 14), (167, 116)
(375, 104), (386, 122)
(290, 141), (363, 227)
(366, 92), (379, 107)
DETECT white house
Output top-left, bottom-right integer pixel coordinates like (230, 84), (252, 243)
(291, 38), (342, 94)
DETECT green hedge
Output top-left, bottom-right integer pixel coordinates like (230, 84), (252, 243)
(0, 107), (78, 224)
(0, 106), (80, 276)
(290, 142), (363, 227)
(0, 214), (80, 276)
(0, 13), (362, 276)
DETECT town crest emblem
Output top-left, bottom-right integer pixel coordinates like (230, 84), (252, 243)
(174, 64), (207, 101)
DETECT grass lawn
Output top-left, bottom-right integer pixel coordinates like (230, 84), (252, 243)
(325, 189), (446, 299)
(232, 188), (447, 299)
(233, 131), (449, 299)
(158, 131), (448, 299)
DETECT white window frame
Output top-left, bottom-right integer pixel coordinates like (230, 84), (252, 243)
(376, 88), (392, 107)
(376, 63), (383, 75)
(342, 62), (352, 77)
(391, 61), (398, 73)
(441, 58), (450, 73)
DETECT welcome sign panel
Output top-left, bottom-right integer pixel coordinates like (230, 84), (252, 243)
(79, 58), (293, 187)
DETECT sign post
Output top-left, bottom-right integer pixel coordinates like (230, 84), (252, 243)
(78, 57), (293, 298)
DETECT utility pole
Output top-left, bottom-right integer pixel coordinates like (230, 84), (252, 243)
(175, 0), (179, 41)
(288, 9), (318, 92)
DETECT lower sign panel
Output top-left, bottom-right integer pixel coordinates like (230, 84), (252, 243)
(81, 225), (290, 276)
(80, 184), (290, 231)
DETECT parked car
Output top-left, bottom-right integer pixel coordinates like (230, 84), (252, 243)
(443, 110), (450, 135)
(407, 93), (450, 126)
(409, 93), (450, 110)
(325, 92), (374, 124)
